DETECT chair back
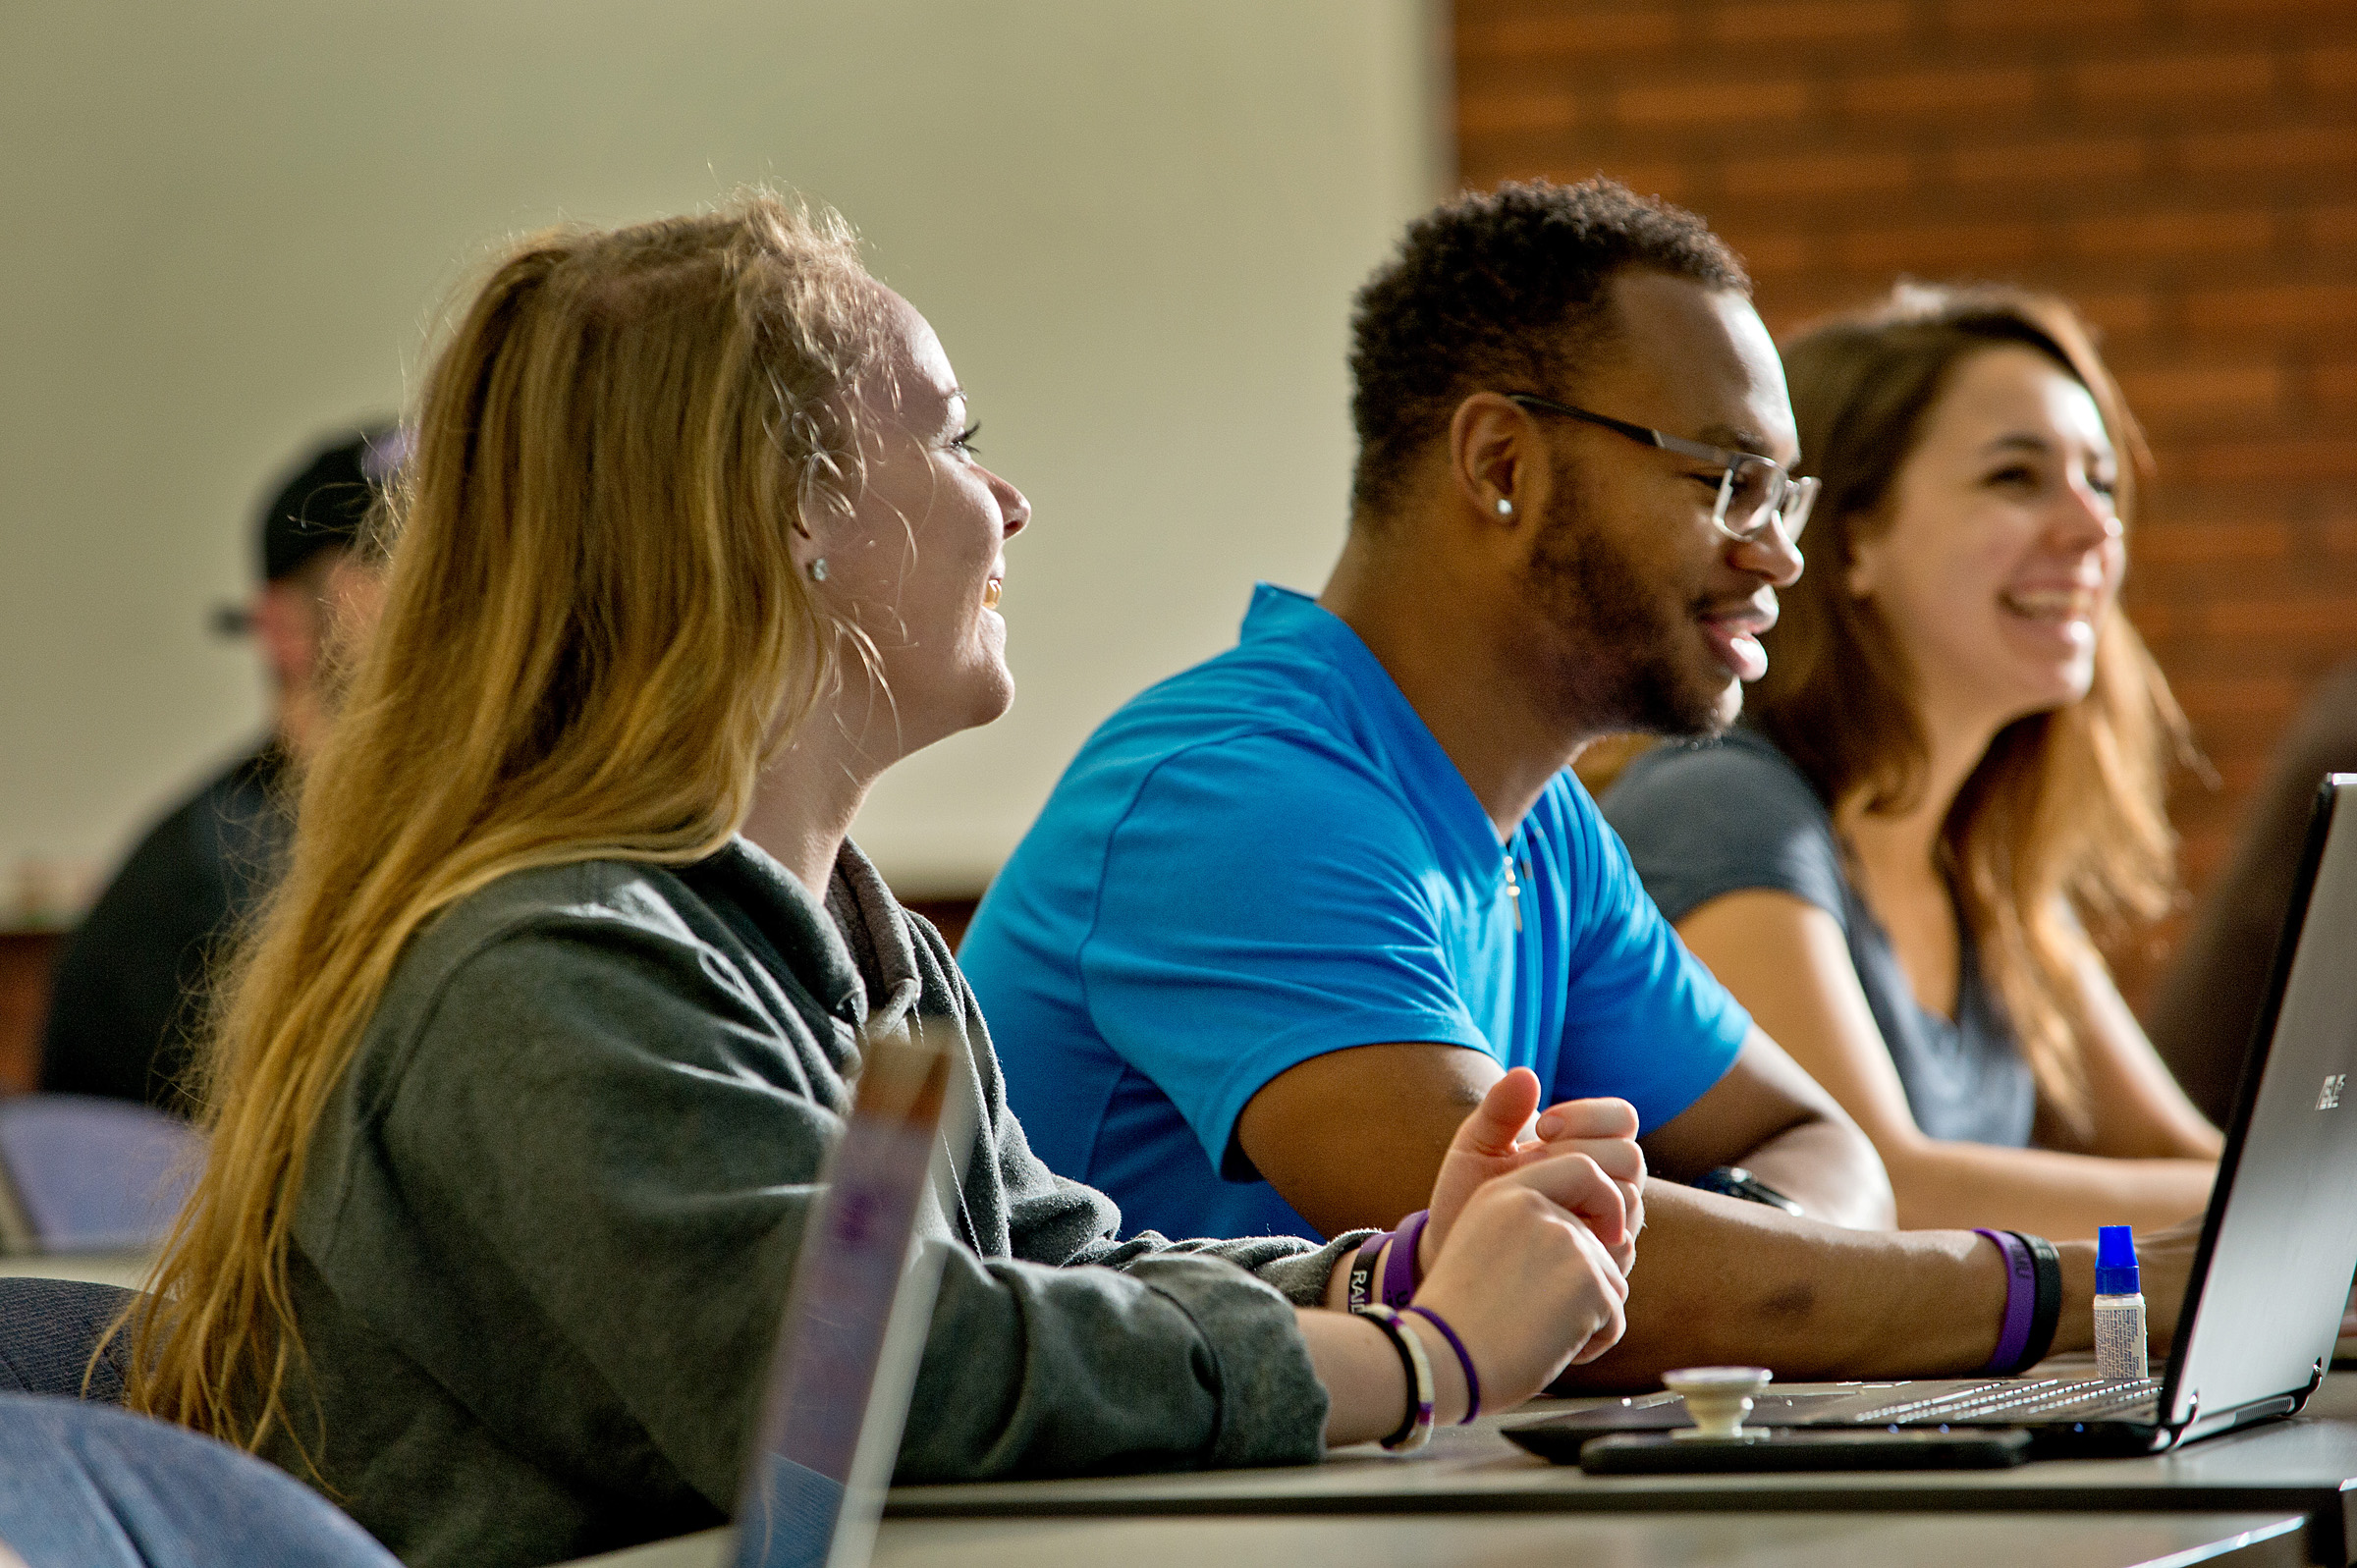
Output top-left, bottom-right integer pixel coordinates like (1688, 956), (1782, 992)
(0, 1392), (403, 1567)
(0, 1276), (140, 1401)
(0, 1095), (198, 1253)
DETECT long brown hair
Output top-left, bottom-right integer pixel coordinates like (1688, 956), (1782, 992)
(117, 194), (888, 1455)
(1751, 284), (2188, 1140)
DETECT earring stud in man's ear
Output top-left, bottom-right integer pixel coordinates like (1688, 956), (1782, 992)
(1495, 498), (1514, 517)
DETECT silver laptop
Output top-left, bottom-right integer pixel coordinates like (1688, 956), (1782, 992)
(1517, 775), (2357, 1458)
(732, 1022), (964, 1568)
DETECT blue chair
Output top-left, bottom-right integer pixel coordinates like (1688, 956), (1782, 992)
(0, 1393), (402, 1567)
(0, 1277), (138, 1402)
(0, 1097), (199, 1254)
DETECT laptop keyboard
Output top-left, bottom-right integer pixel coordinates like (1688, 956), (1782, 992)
(1845, 1377), (2162, 1426)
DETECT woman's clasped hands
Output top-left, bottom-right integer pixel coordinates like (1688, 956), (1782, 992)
(1400, 1068), (1646, 1415)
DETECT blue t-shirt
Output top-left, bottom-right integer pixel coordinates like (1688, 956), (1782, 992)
(961, 585), (1753, 1241)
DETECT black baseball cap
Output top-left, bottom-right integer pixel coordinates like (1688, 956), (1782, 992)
(212, 423), (409, 637)
(256, 422), (409, 583)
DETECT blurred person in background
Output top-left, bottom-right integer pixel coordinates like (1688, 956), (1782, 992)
(2147, 658), (2357, 1124)
(1604, 285), (2220, 1241)
(40, 426), (401, 1111)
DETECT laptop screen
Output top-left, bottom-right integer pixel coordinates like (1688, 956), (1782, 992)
(733, 1024), (962, 1568)
(2164, 777), (2357, 1433)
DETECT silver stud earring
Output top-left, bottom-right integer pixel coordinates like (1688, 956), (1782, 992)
(808, 558), (829, 582)
(1495, 498), (1514, 516)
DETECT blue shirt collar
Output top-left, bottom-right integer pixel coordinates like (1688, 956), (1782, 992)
(1240, 583), (1516, 890)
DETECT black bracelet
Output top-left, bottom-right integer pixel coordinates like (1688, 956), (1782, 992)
(2011, 1230), (2062, 1372)
(1692, 1165), (1805, 1216)
(1345, 1231), (1384, 1314)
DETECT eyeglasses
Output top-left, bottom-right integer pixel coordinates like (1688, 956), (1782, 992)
(1505, 393), (1818, 545)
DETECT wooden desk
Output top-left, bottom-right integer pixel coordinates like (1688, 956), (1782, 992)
(0, 933), (61, 1095)
(570, 1510), (2310, 1568)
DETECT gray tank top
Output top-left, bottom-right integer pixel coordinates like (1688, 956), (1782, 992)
(1601, 729), (2036, 1148)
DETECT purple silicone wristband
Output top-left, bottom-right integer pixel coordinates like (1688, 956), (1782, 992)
(1402, 1304), (1482, 1423)
(1348, 1230), (1386, 1312)
(1384, 1210), (1431, 1309)
(1976, 1226), (2036, 1374)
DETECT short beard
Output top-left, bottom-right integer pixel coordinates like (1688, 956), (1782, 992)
(1522, 458), (1733, 739)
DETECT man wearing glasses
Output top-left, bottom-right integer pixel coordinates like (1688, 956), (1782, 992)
(963, 179), (2180, 1381)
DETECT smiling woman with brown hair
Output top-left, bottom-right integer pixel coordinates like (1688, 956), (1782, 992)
(1605, 283), (2220, 1241)
(106, 194), (1642, 1568)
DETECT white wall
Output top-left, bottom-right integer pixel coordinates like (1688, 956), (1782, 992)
(0, 0), (1446, 906)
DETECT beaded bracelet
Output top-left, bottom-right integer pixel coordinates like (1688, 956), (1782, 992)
(1402, 1303), (1482, 1423)
(1354, 1303), (1436, 1452)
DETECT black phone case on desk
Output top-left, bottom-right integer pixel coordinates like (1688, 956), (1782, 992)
(1574, 1428), (2033, 1474)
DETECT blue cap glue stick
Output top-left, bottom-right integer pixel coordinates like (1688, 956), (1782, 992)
(2093, 1226), (2148, 1381)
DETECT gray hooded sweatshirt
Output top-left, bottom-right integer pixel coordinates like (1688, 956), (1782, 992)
(266, 838), (1350, 1568)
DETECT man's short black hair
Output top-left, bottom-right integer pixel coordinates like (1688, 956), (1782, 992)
(1347, 178), (1748, 522)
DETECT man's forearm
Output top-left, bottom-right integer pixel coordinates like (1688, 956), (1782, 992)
(1636, 1030), (1896, 1232)
(1318, 1150), (2116, 1393)
(1556, 1183), (2000, 1386)
(1738, 1112), (1896, 1230)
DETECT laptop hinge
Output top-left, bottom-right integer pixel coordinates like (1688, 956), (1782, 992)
(2293, 1355), (2328, 1415)
(2178, 1390), (2302, 1449)
(2165, 1388), (2201, 1447)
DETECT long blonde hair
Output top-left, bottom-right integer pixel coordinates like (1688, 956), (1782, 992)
(118, 194), (888, 1454)
(1752, 284), (2190, 1142)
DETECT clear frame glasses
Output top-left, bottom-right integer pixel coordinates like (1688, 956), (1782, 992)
(1506, 393), (1818, 545)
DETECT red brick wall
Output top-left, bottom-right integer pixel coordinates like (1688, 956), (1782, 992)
(1457, 0), (2357, 998)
